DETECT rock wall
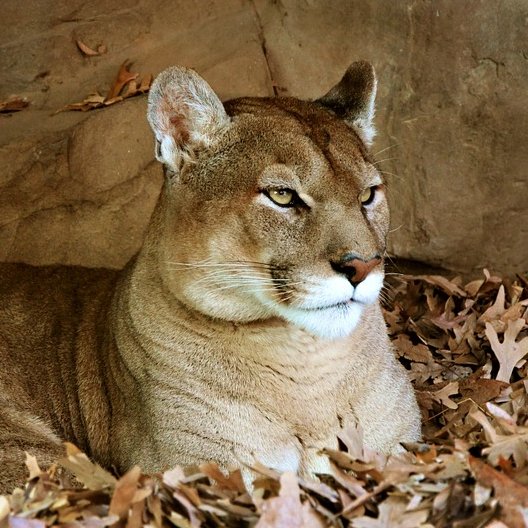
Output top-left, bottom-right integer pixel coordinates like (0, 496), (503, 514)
(1, 0), (526, 273)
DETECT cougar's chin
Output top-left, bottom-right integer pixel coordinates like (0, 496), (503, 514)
(258, 272), (384, 340)
(277, 301), (365, 339)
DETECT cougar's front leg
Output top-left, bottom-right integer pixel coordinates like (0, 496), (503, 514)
(0, 402), (64, 493)
(350, 358), (421, 454)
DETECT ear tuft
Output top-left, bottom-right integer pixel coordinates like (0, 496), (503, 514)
(317, 61), (377, 146)
(147, 67), (230, 171)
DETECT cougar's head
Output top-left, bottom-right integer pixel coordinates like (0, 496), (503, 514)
(146, 62), (389, 340)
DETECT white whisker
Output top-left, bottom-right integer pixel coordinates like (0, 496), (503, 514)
(372, 144), (399, 157)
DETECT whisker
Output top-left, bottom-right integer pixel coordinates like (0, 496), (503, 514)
(166, 263), (271, 270)
(192, 274), (297, 287)
(372, 144), (399, 157)
(372, 157), (398, 166)
(165, 259), (279, 271)
(388, 224), (404, 234)
(378, 170), (403, 181)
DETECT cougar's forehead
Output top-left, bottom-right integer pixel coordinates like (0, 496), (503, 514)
(197, 97), (376, 199)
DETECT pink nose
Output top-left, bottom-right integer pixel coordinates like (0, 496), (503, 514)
(331, 254), (381, 285)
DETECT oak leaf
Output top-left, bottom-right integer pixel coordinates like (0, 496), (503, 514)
(485, 319), (528, 382)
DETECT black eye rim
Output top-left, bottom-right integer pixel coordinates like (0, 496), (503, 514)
(261, 187), (305, 208)
(360, 185), (379, 207)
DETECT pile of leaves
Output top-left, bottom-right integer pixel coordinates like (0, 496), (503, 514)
(1, 270), (527, 527)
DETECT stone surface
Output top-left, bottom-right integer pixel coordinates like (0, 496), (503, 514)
(1, 0), (527, 273)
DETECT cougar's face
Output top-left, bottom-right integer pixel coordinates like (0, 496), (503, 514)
(160, 99), (389, 339)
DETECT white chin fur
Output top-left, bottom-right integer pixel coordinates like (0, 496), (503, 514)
(277, 301), (365, 339)
(261, 271), (385, 340)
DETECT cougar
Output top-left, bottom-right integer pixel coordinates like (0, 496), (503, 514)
(0, 61), (420, 492)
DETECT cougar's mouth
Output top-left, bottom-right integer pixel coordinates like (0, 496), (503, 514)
(302, 298), (359, 311)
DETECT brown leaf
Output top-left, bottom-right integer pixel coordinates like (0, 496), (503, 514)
(459, 374), (507, 405)
(0, 98), (29, 113)
(479, 285), (508, 331)
(415, 275), (467, 297)
(59, 443), (116, 489)
(105, 60), (138, 100)
(199, 463), (246, 493)
(57, 61), (152, 113)
(469, 455), (528, 528)
(431, 381), (459, 410)
(108, 466), (141, 519)
(351, 497), (429, 528)
(76, 39), (104, 57)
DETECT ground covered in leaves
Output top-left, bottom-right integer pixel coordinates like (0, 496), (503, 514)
(1, 270), (527, 527)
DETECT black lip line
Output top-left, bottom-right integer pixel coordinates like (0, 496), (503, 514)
(300, 298), (365, 312)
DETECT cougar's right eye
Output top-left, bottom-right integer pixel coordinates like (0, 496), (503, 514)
(265, 188), (297, 207)
(359, 186), (376, 206)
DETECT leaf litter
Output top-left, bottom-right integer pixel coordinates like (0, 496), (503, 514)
(1, 269), (527, 527)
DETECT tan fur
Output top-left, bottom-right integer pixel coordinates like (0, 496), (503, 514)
(0, 63), (420, 492)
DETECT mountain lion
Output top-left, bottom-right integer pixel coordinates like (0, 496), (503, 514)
(0, 61), (420, 492)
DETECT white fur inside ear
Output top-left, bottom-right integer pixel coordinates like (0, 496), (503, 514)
(158, 135), (181, 169)
(147, 66), (230, 171)
(354, 121), (376, 147)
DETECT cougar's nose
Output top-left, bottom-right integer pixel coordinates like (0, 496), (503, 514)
(330, 253), (382, 286)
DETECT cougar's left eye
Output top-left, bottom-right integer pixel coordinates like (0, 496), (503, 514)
(359, 186), (376, 206)
(266, 188), (297, 207)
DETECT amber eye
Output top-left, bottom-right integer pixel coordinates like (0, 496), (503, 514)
(359, 187), (376, 206)
(267, 188), (296, 206)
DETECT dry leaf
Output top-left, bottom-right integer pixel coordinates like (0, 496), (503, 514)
(256, 472), (325, 528)
(59, 442), (116, 489)
(76, 39), (106, 57)
(0, 496), (9, 522)
(431, 381), (459, 409)
(485, 319), (528, 382)
(480, 285), (507, 323)
(108, 466), (141, 518)
(106, 60), (138, 100)
(0, 98), (29, 113)
(351, 497), (429, 528)
(469, 455), (528, 528)
(57, 61), (152, 113)
(24, 453), (41, 480)
(199, 463), (246, 493)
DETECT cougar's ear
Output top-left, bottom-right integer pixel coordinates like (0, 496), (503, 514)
(147, 66), (230, 171)
(317, 61), (377, 146)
